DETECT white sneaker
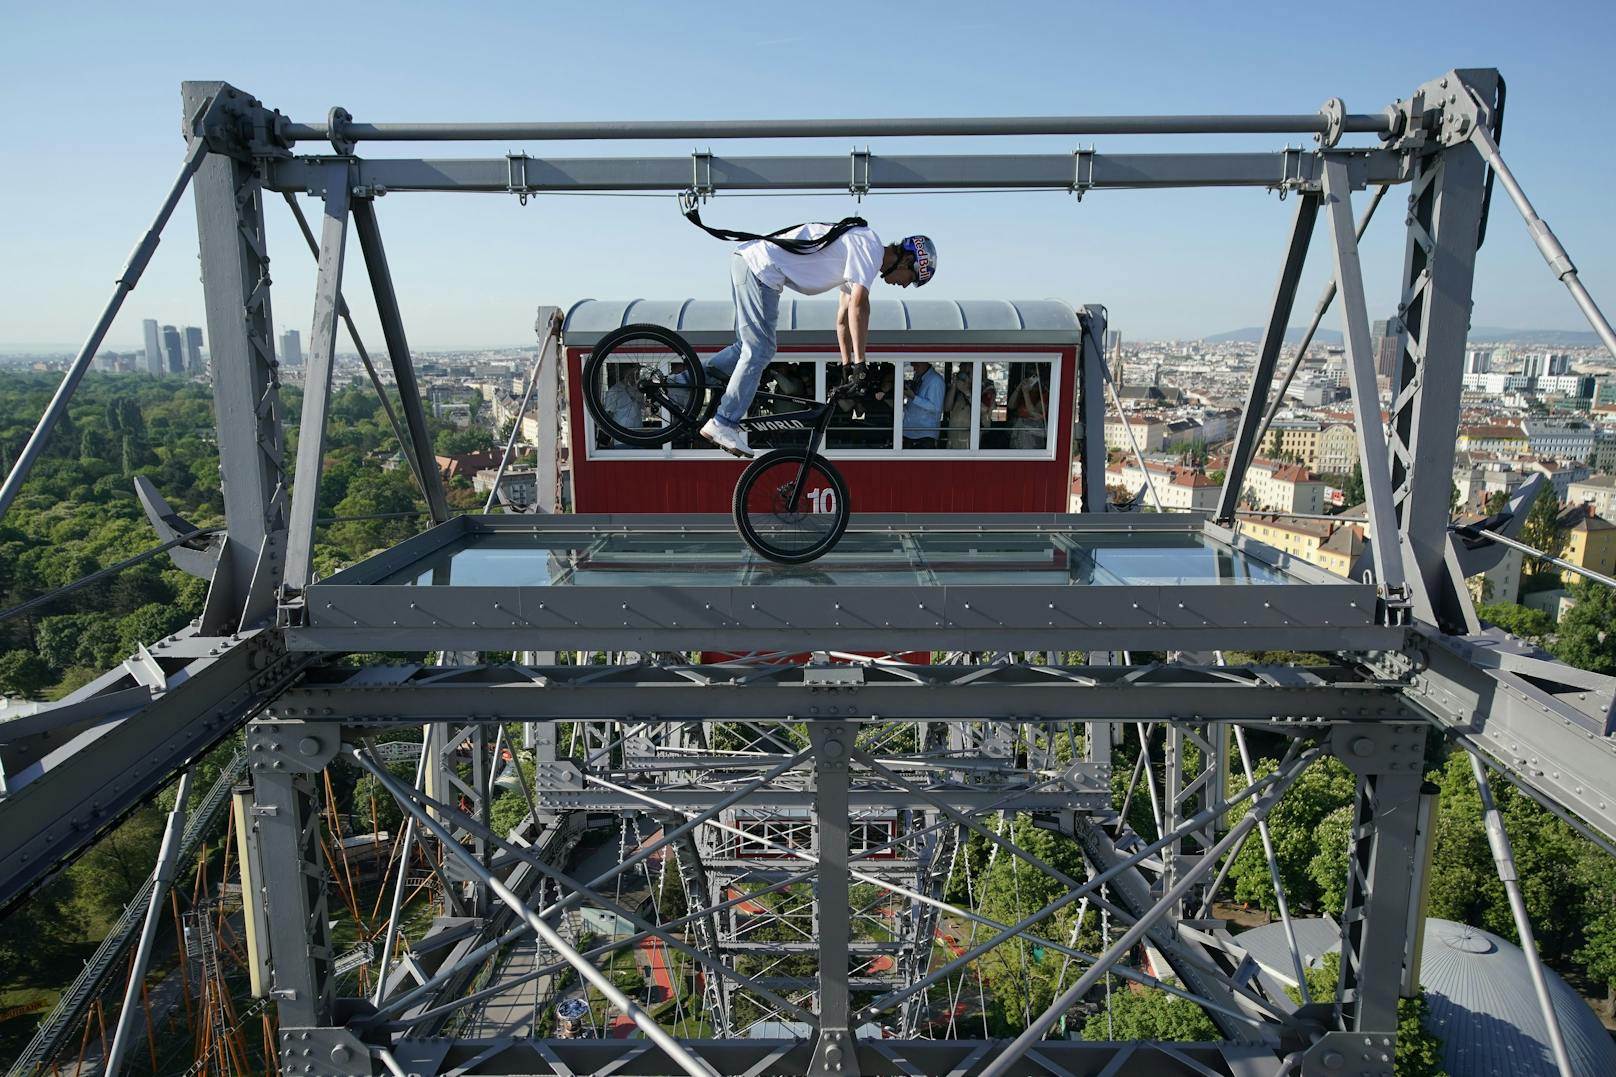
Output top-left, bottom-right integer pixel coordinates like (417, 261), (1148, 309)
(700, 418), (752, 458)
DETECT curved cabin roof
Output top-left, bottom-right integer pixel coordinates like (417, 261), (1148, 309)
(563, 298), (1085, 348)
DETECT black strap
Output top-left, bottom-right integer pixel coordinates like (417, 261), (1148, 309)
(681, 197), (867, 255)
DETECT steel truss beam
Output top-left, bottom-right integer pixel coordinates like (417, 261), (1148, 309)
(266, 148), (1407, 197)
(0, 628), (306, 912)
(273, 660), (1413, 724)
(384, 1036), (1258, 1076)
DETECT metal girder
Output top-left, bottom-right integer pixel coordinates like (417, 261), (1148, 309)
(0, 628), (305, 913)
(1217, 193), (1320, 521)
(266, 149), (1405, 196)
(351, 196), (450, 524)
(1321, 158), (1408, 610)
(289, 513), (1394, 653)
(1386, 72), (1493, 634)
(1077, 306), (1109, 513)
(384, 1036), (1262, 1076)
(186, 81), (290, 633)
(1331, 723), (1429, 1035)
(271, 661), (1412, 724)
(1391, 624), (1616, 844)
(284, 161), (353, 593)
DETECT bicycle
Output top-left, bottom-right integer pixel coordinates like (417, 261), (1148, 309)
(580, 323), (855, 564)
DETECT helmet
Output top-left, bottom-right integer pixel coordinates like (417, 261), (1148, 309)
(900, 235), (937, 286)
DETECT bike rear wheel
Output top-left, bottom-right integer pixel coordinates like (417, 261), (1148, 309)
(581, 324), (708, 447)
(732, 449), (851, 564)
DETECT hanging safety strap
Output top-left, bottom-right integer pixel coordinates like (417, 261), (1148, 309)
(680, 193), (867, 255)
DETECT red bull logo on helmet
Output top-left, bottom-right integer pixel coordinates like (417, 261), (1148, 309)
(905, 236), (936, 285)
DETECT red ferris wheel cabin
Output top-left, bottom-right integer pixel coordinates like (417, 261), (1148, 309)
(563, 298), (1107, 515)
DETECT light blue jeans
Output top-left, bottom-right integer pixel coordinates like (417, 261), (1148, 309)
(707, 254), (781, 427)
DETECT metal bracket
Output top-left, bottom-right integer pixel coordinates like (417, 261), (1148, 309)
(506, 152), (534, 205)
(690, 150), (714, 201)
(247, 719), (341, 773)
(326, 106), (355, 156)
(1298, 1029), (1396, 1076)
(1072, 146), (1096, 200)
(1316, 97), (1346, 148)
(849, 147), (871, 201)
(1275, 146), (1306, 198)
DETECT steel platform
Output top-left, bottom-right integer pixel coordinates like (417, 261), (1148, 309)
(289, 512), (1398, 653)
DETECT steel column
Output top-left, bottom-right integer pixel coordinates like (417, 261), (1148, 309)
(187, 82), (290, 632)
(284, 163), (353, 593)
(1387, 79), (1492, 631)
(807, 723), (858, 1076)
(1332, 724), (1428, 1034)
(245, 743), (332, 1029)
(1321, 158), (1409, 607)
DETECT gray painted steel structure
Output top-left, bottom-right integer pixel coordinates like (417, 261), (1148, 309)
(4, 70), (1616, 1076)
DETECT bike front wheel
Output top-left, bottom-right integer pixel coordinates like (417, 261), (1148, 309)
(581, 323), (707, 447)
(732, 449), (851, 564)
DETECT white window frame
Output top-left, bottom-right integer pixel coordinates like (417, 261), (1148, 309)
(581, 350), (1064, 463)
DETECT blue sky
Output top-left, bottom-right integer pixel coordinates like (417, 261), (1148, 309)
(2, 1), (1614, 350)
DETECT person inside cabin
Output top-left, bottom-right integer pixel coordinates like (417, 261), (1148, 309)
(944, 367), (974, 449)
(979, 379), (1009, 449)
(1007, 366), (1048, 449)
(602, 363), (647, 448)
(902, 360), (946, 449)
(697, 227), (938, 458)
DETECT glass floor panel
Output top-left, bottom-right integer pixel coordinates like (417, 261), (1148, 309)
(375, 528), (1296, 588)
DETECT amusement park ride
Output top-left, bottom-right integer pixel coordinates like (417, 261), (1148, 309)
(2, 68), (1616, 1075)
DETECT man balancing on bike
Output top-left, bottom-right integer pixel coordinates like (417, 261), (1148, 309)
(681, 199), (937, 458)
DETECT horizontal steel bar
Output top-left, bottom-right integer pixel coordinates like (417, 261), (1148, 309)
(273, 663), (1411, 723)
(385, 1036), (1263, 1075)
(267, 149), (1406, 195)
(282, 111), (1394, 143)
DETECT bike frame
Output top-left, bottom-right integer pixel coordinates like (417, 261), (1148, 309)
(733, 390), (843, 514)
(637, 373), (855, 515)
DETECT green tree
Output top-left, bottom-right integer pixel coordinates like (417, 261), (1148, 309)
(1519, 486), (1568, 583)
(975, 815), (1092, 1035)
(1476, 602), (1554, 648)
(0, 649), (54, 697)
(1225, 756), (1356, 914)
(1550, 581), (1616, 675)
(1343, 461), (1364, 507)
(1483, 489), (1510, 515)
(1575, 847), (1616, 1016)
(1080, 985), (1218, 1041)
(118, 601), (192, 653)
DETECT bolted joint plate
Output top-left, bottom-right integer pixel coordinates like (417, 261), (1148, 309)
(182, 81), (293, 161)
(1063, 760), (1113, 794)
(278, 1027), (371, 1077)
(247, 718), (341, 773)
(1300, 1029), (1396, 1076)
(1328, 722), (1427, 776)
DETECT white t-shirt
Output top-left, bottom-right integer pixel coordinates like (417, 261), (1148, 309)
(737, 223), (884, 296)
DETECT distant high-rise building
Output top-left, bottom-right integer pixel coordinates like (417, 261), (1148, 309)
(161, 325), (184, 375)
(1371, 319), (1401, 379)
(143, 319), (163, 376)
(1465, 348), (1491, 375)
(280, 329), (303, 367)
(1519, 352), (1569, 380)
(183, 326), (204, 373)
